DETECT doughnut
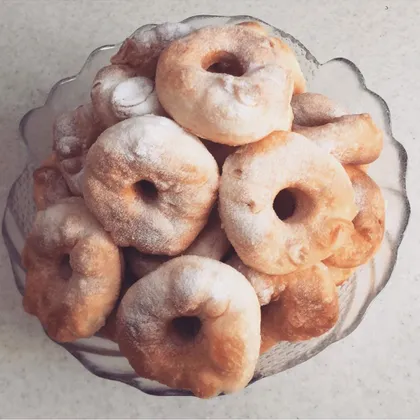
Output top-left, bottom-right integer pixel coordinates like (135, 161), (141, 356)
(91, 65), (137, 127)
(156, 25), (294, 145)
(91, 64), (163, 128)
(291, 92), (347, 126)
(268, 37), (306, 94)
(292, 93), (383, 165)
(126, 208), (231, 279)
(111, 22), (193, 78)
(237, 22), (306, 93)
(111, 76), (164, 119)
(22, 198), (122, 342)
(53, 102), (103, 196)
(260, 263), (339, 352)
(84, 115), (219, 255)
(326, 263), (355, 286)
(219, 130), (358, 275)
(324, 166), (385, 268)
(116, 256), (261, 398)
(33, 154), (72, 210)
(226, 254), (285, 306)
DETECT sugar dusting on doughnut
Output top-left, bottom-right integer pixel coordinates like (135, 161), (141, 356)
(116, 256), (261, 398)
(111, 76), (164, 119)
(126, 207), (231, 279)
(84, 115), (219, 255)
(33, 154), (72, 210)
(292, 93), (383, 165)
(156, 25), (295, 145)
(53, 103), (104, 196)
(111, 22), (194, 77)
(236, 21), (306, 94)
(219, 131), (358, 275)
(91, 64), (138, 127)
(22, 197), (122, 342)
(292, 92), (348, 126)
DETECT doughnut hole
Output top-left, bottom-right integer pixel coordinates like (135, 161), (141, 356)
(169, 316), (202, 345)
(59, 254), (73, 281)
(202, 51), (245, 77)
(273, 188), (314, 222)
(134, 180), (158, 202)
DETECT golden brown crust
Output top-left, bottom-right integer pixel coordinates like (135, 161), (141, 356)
(219, 131), (358, 275)
(324, 166), (385, 268)
(22, 198), (123, 342)
(156, 25), (295, 145)
(236, 22), (306, 93)
(292, 92), (347, 126)
(294, 114), (383, 165)
(268, 37), (306, 94)
(260, 263), (339, 353)
(33, 154), (72, 210)
(83, 115), (219, 255)
(292, 93), (383, 165)
(116, 256), (261, 398)
(236, 21), (268, 35)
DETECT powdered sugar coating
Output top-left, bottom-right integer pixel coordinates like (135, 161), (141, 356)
(111, 76), (164, 119)
(156, 25), (294, 145)
(294, 114), (383, 165)
(22, 197), (122, 342)
(91, 64), (138, 127)
(292, 92), (347, 126)
(53, 103), (103, 195)
(111, 22), (194, 78)
(236, 22), (306, 94)
(219, 131), (358, 275)
(116, 256), (260, 398)
(127, 208), (231, 279)
(292, 93), (383, 165)
(83, 115), (219, 255)
(33, 154), (72, 210)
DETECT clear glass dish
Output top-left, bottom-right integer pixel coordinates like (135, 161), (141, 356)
(2, 15), (410, 397)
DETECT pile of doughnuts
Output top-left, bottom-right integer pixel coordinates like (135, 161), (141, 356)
(22, 21), (385, 398)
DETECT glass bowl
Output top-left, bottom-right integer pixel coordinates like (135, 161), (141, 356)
(2, 15), (410, 397)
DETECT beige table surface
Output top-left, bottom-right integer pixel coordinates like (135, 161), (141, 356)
(1, 0), (419, 418)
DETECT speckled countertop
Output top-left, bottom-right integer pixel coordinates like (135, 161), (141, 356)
(0, 0), (419, 418)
